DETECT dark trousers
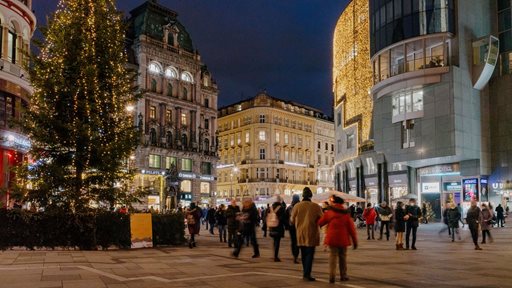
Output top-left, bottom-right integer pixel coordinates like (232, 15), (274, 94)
(272, 236), (281, 259)
(380, 221), (390, 240)
(366, 224), (374, 239)
(228, 227), (237, 247)
(329, 247), (347, 280)
(497, 217), (505, 227)
(300, 246), (316, 278)
(469, 224), (479, 246)
(233, 228), (259, 257)
(482, 230), (492, 243)
(209, 222), (215, 234)
(218, 225), (226, 242)
(289, 228), (299, 259)
(405, 223), (417, 248)
(190, 233), (195, 243)
(449, 227), (460, 241)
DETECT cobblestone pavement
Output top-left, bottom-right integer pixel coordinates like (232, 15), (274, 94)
(0, 223), (511, 288)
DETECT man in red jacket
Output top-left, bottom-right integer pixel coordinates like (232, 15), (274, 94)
(363, 203), (377, 240)
(318, 196), (357, 283)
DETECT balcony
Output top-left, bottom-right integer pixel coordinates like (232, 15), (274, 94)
(0, 59), (30, 83)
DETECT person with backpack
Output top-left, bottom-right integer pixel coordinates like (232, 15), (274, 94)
(186, 202), (202, 249)
(215, 204), (228, 243)
(286, 194), (301, 264)
(232, 198), (260, 258)
(268, 195), (286, 262)
(318, 196), (357, 283)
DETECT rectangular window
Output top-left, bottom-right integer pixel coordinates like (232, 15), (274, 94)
(284, 133), (289, 144)
(347, 133), (355, 149)
(317, 154), (322, 165)
(317, 142), (321, 149)
(259, 149), (266, 160)
(259, 114), (266, 123)
(230, 134), (235, 146)
(259, 130), (266, 141)
(181, 113), (187, 125)
(165, 156), (177, 169)
(402, 120), (416, 148)
(331, 144), (334, 151)
(275, 132), (280, 143)
(204, 98), (209, 108)
(181, 158), (193, 171)
(201, 162), (212, 175)
(149, 154), (161, 168)
(204, 119), (209, 129)
(325, 143), (329, 150)
(337, 112), (342, 126)
(149, 106), (156, 119)
(237, 132), (241, 144)
(337, 140), (342, 154)
(245, 131), (250, 143)
(165, 110), (172, 123)
(7, 31), (16, 64)
(284, 151), (289, 161)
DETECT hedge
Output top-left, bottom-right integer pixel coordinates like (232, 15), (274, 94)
(0, 209), (185, 250)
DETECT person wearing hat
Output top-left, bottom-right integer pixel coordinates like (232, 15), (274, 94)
(286, 194), (301, 264)
(290, 187), (323, 282)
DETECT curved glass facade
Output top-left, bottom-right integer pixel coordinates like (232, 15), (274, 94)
(370, 0), (455, 56)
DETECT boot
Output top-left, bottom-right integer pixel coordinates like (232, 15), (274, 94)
(475, 245), (482, 250)
(399, 244), (404, 250)
(396, 244), (400, 250)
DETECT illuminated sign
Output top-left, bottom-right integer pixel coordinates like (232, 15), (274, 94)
(463, 178), (479, 201)
(443, 182), (461, 191)
(0, 131), (31, 152)
(178, 172), (196, 179)
(141, 169), (166, 175)
(200, 175), (215, 181)
(422, 182), (440, 193)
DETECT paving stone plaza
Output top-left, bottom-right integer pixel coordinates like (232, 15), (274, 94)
(0, 223), (510, 288)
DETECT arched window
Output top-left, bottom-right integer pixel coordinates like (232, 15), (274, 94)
(150, 79), (157, 92)
(181, 134), (188, 149)
(165, 67), (178, 79)
(150, 128), (157, 145)
(181, 71), (193, 83)
(182, 87), (188, 100)
(204, 138), (210, 152)
(167, 82), (173, 96)
(148, 62), (162, 74)
(166, 131), (173, 147)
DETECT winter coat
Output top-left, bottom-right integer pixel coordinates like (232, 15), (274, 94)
(394, 207), (406, 232)
(226, 205), (240, 230)
(238, 204), (259, 235)
(215, 209), (227, 226)
(291, 199), (323, 247)
(318, 203), (357, 248)
(495, 206), (505, 219)
(268, 202), (286, 238)
(207, 208), (216, 224)
(378, 206), (393, 222)
(446, 208), (461, 228)
(405, 205), (422, 227)
(186, 208), (201, 235)
(363, 208), (377, 225)
(480, 208), (493, 231)
(466, 206), (481, 228)
(286, 203), (298, 231)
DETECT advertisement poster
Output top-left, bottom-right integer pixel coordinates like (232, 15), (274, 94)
(463, 178), (479, 202)
(480, 177), (489, 202)
(130, 213), (153, 248)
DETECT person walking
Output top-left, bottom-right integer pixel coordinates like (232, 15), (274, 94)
(286, 194), (301, 264)
(207, 206), (216, 235)
(394, 201), (406, 250)
(261, 204), (270, 238)
(268, 195), (286, 262)
(318, 196), (357, 283)
(439, 203), (451, 237)
(186, 202), (202, 248)
(232, 198), (260, 258)
(290, 187), (323, 282)
(446, 202), (461, 242)
(495, 204), (505, 227)
(377, 202), (392, 241)
(480, 203), (494, 244)
(405, 199), (422, 250)
(215, 204), (228, 243)
(466, 200), (482, 250)
(421, 203), (428, 224)
(226, 199), (240, 248)
(363, 203), (377, 240)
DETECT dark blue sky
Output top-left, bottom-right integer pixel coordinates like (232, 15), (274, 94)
(33, 0), (350, 115)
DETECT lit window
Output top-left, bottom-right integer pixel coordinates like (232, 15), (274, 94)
(259, 130), (266, 141)
(149, 154), (161, 168)
(165, 110), (172, 122)
(237, 132), (241, 144)
(392, 89), (424, 122)
(230, 134), (235, 146)
(259, 149), (266, 160)
(165, 67), (178, 79)
(181, 113), (187, 125)
(181, 71), (194, 83)
(149, 106), (156, 119)
(181, 158), (193, 171)
(275, 132), (280, 143)
(284, 133), (289, 144)
(181, 180), (191, 192)
(148, 62), (161, 74)
(165, 157), (177, 169)
(200, 182), (210, 194)
(245, 132), (250, 143)
(7, 29), (16, 64)
(284, 151), (289, 161)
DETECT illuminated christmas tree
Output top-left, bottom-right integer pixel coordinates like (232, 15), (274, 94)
(21, 0), (141, 211)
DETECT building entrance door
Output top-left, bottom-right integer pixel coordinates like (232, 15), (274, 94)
(422, 193), (441, 221)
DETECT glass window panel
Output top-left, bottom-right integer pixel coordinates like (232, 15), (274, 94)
(386, 1), (393, 24)
(403, 0), (412, 15)
(405, 93), (412, 112)
(413, 91), (423, 111)
(500, 30), (512, 53)
(498, 0), (511, 11)
(394, 0), (402, 19)
(379, 52), (390, 80)
(498, 9), (512, 33)
(380, 5), (386, 26)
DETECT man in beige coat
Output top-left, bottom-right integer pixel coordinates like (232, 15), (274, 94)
(291, 187), (323, 281)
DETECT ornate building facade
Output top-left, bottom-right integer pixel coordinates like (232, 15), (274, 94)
(0, 0), (35, 207)
(217, 92), (334, 202)
(127, 0), (218, 209)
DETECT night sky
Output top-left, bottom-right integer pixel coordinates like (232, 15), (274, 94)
(32, 0), (350, 116)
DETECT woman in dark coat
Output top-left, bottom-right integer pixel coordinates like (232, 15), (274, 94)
(268, 196), (287, 262)
(186, 202), (202, 248)
(394, 201), (406, 250)
(446, 202), (461, 242)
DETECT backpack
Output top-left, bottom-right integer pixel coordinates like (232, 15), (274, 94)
(266, 206), (281, 228)
(187, 213), (196, 225)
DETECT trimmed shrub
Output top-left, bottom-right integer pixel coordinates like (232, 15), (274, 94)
(152, 212), (186, 247)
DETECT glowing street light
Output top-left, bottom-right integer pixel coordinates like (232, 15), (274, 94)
(125, 104), (135, 113)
